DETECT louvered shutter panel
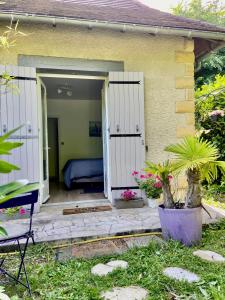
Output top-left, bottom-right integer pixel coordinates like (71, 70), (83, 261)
(0, 65), (39, 185)
(108, 72), (145, 200)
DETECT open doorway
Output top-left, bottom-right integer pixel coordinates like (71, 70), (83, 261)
(40, 74), (108, 204)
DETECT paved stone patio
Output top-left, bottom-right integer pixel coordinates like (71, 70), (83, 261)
(1, 203), (223, 244)
(34, 206), (160, 242)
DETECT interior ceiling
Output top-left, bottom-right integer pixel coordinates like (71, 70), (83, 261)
(42, 77), (104, 100)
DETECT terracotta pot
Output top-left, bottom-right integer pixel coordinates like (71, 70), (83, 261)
(158, 206), (202, 246)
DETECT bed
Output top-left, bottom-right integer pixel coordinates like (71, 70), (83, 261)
(63, 158), (104, 189)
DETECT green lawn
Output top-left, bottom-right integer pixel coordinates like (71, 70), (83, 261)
(3, 220), (225, 300)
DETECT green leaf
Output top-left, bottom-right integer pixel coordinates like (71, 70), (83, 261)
(0, 183), (39, 204)
(165, 136), (225, 182)
(0, 141), (23, 155)
(0, 180), (27, 196)
(0, 160), (20, 173)
(0, 125), (23, 143)
(0, 226), (7, 237)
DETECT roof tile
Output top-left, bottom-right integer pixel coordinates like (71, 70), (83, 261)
(0, 0), (225, 34)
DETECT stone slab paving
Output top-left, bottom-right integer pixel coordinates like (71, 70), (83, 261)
(91, 260), (128, 276)
(101, 286), (148, 300)
(193, 250), (225, 262)
(0, 203), (223, 245)
(1, 207), (160, 244)
(163, 267), (200, 283)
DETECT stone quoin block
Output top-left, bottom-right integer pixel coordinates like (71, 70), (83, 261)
(176, 125), (195, 138)
(184, 39), (194, 52)
(186, 113), (195, 125)
(175, 51), (195, 64)
(185, 63), (194, 76)
(186, 88), (195, 101)
(176, 101), (195, 113)
(176, 77), (195, 89)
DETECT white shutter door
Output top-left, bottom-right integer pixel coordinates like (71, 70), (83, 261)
(108, 72), (145, 200)
(0, 65), (39, 185)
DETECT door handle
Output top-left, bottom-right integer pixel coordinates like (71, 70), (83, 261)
(116, 125), (120, 133)
(27, 124), (32, 133)
(3, 125), (7, 133)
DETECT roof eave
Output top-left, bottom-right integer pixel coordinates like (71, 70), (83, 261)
(0, 11), (225, 47)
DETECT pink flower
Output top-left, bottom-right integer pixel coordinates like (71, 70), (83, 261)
(209, 110), (224, 117)
(156, 176), (161, 180)
(140, 174), (146, 179)
(168, 175), (173, 181)
(147, 173), (153, 178)
(19, 208), (26, 215)
(121, 190), (137, 201)
(154, 182), (162, 189)
(132, 171), (139, 176)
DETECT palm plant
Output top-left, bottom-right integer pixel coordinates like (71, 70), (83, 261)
(165, 136), (225, 208)
(145, 160), (174, 208)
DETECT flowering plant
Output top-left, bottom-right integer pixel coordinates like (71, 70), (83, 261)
(132, 171), (164, 199)
(121, 189), (137, 201)
(0, 206), (27, 217)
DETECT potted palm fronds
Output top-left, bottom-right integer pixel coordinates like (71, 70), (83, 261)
(146, 136), (225, 246)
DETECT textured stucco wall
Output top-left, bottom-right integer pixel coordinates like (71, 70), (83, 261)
(0, 22), (195, 164)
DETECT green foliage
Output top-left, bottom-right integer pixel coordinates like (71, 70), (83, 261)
(172, 0), (225, 86)
(145, 160), (174, 185)
(135, 176), (162, 199)
(0, 127), (39, 237)
(0, 126), (23, 173)
(195, 48), (225, 87)
(172, 0), (225, 26)
(196, 75), (225, 163)
(165, 136), (225, 183)
(0, 22), (25, 94)
(0, 180), (38, 205)
(0, 20), (26, 50)
(3, 222), (225, 299)
(0, 226), (7, 237)
(204, 181), (225, 198)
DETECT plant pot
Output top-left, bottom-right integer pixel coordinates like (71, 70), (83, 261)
(0, 212), (29, 222)
(158, 206), (202, 246)
(114, 198), (144, 209)
(147, 198), (158, 208)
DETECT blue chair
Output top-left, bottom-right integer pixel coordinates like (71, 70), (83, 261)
(0, 190), (39, 296)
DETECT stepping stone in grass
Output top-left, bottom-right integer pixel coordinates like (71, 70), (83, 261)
(101, 286), (148, 300)
(193, 250), (225, 263)
(91, 260), (128, 276)
(91, 263), (114, 276)
(106, 260), (128, 269)
(0, 293), (10, 300)
(163, 267), (200, 283)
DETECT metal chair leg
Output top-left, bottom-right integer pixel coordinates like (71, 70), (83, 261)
(0, 258), (5, 268)
(31, 234), (35, 245)
(16, 238), (32, 296)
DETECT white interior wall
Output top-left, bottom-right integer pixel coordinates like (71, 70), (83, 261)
(47, 98), (102, 181)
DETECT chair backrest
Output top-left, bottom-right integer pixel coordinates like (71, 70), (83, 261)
(0, 190), (39, 232)
(0, 190), (39, 210)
